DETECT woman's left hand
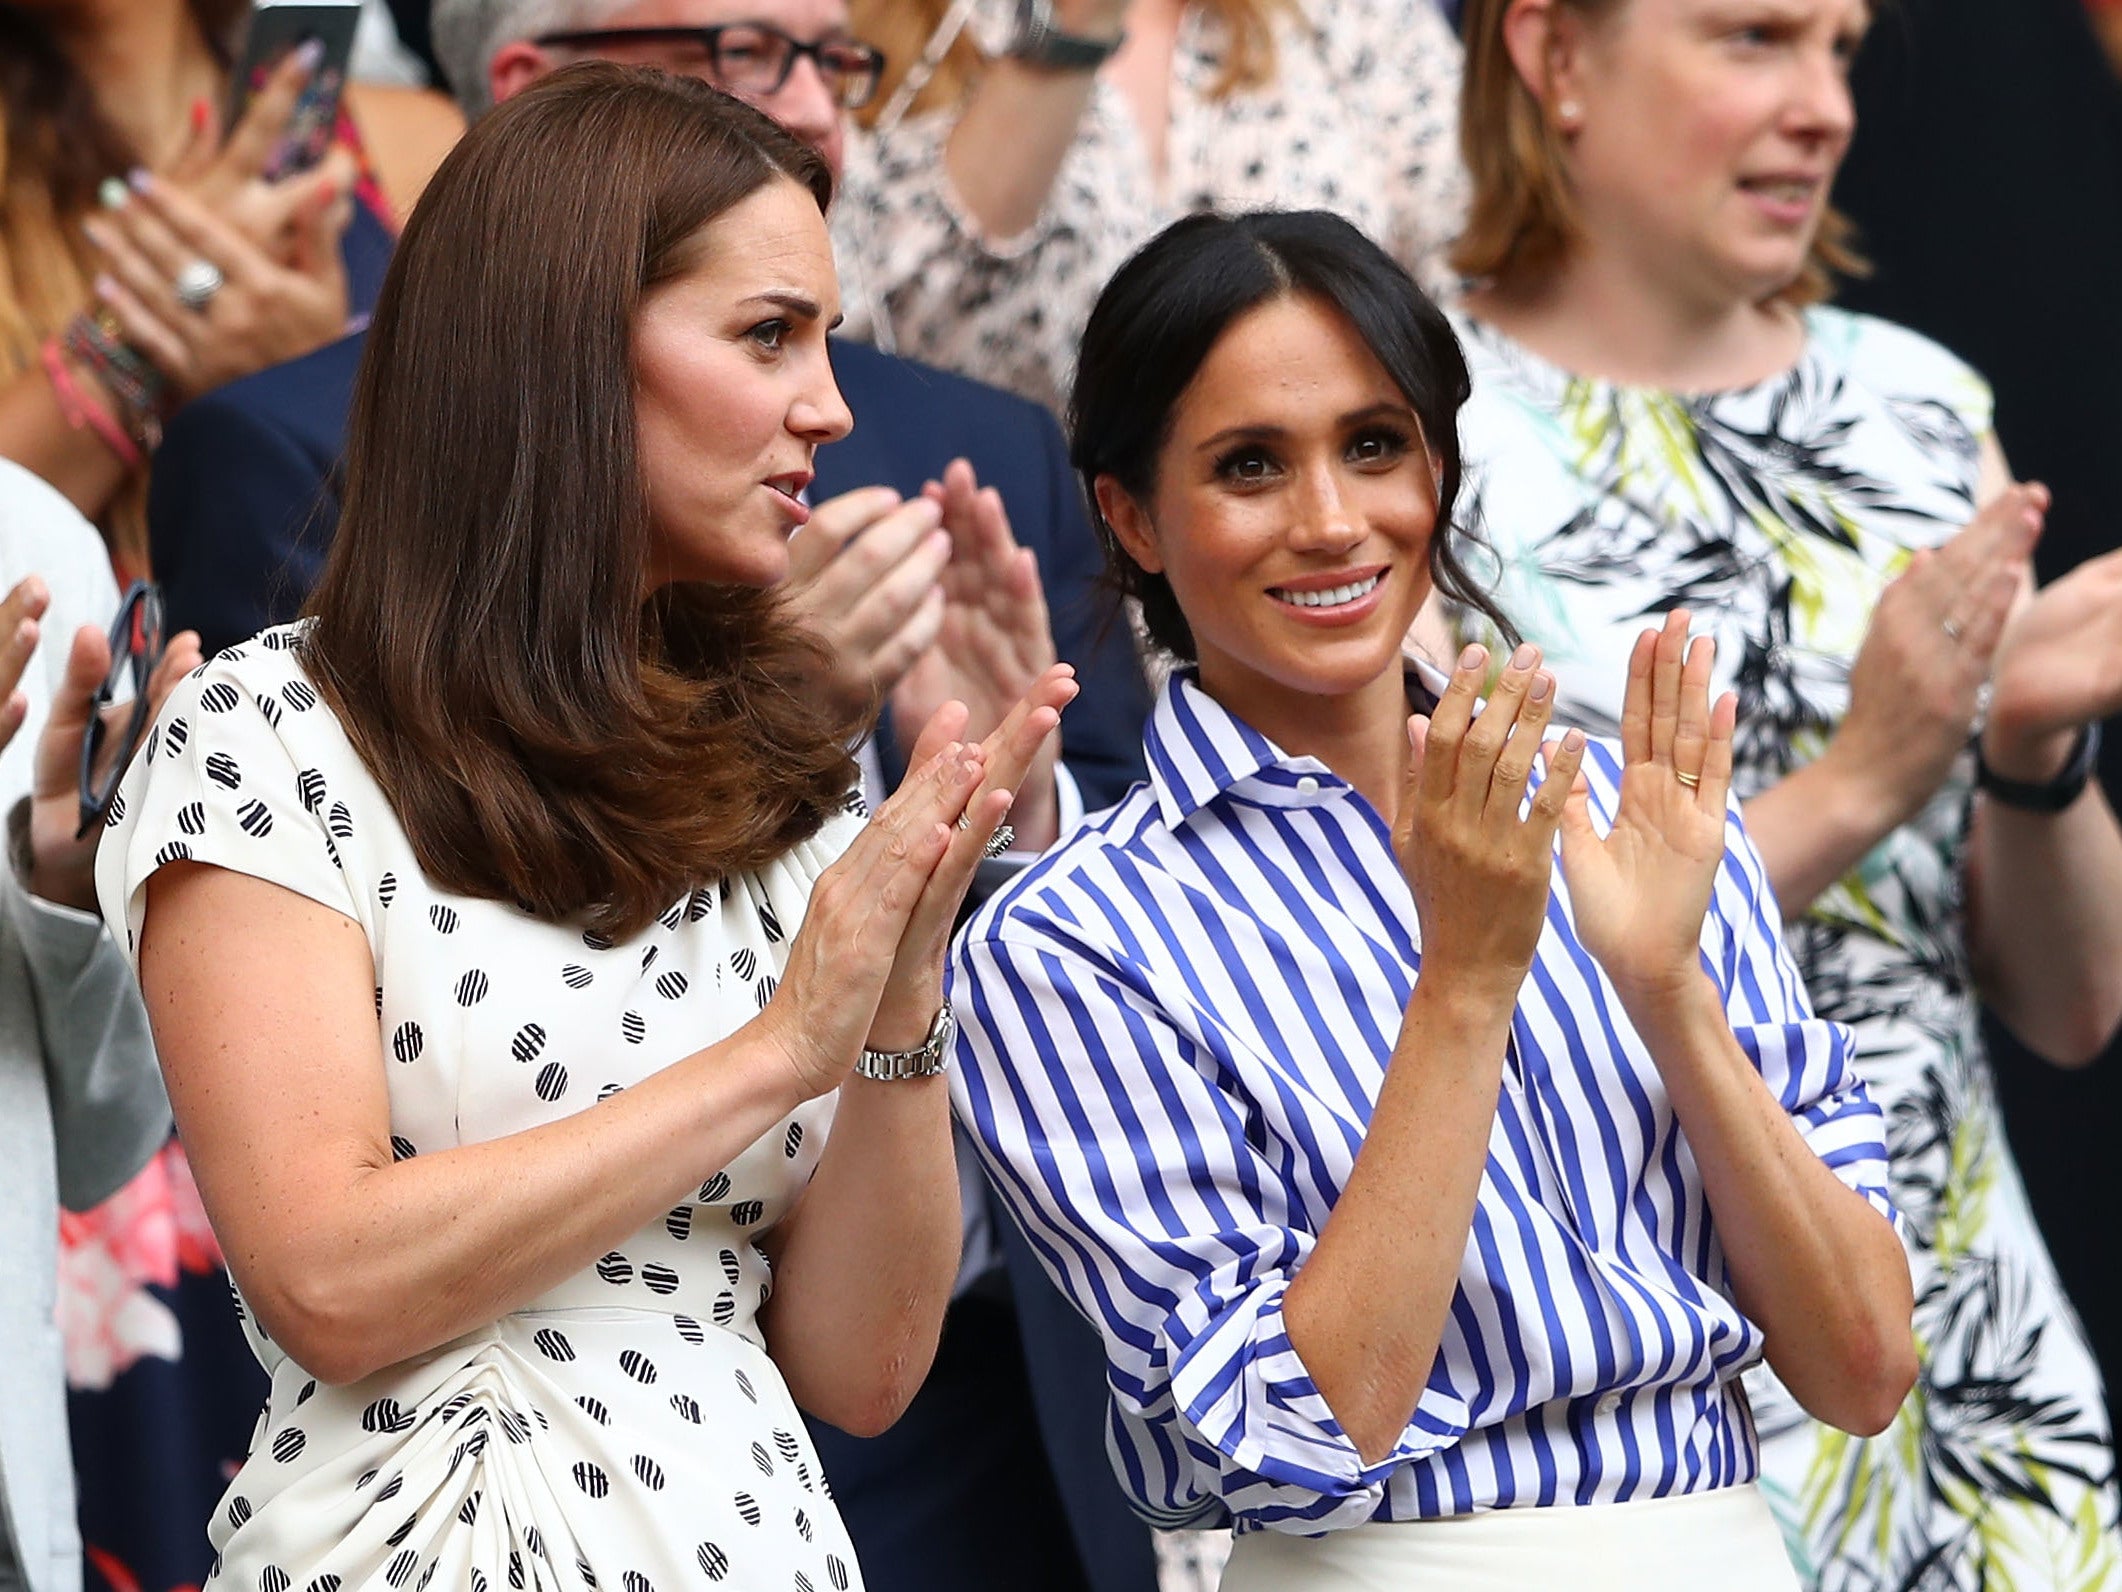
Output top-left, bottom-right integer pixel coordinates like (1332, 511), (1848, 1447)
(1558, 609), (1737, 1008)
(27, 620), (202, 913)
(868, 661), (1077, 1047)
(891, 460), (1065, 850)
(1984, 540), (2122, 780)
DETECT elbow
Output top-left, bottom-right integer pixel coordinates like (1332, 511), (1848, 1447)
(1807, 1324), (1918, 1439)
(2026, 995), (2122, 1070)
(251, 1271), (403, 1388)
(801, 1357), (928, 1440)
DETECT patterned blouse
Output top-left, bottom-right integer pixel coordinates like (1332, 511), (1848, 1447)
(1448, 306), (2122, 1591)
(833, 0), (1468, 415)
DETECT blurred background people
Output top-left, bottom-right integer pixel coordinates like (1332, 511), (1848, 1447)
(0, 0), (461, 577)
(1442, 0), (2122, 1583)
(0, 456), (198, 1592)
(836, 0), (1468, 414)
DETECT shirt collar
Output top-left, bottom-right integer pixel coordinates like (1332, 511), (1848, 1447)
(1142, 657), (1450, 829)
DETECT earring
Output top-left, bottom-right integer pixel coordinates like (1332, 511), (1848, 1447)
(1556, 99), (1582, 129)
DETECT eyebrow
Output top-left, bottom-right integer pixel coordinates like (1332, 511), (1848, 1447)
(1192, 401), (1418, 454)
(742, 290), (826, 321)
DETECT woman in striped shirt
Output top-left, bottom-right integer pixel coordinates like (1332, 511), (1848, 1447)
(947, 209), (1915, 1589)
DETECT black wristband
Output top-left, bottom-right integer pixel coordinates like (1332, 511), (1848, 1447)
(1976, 721), (2102, 813)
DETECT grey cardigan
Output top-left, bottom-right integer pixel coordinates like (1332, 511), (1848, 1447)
(0, 461), (170, 1592)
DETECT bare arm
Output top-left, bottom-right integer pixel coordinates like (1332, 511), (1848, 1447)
(0, 357), (138, 522)
(1562, 615), (1913, 1436)
(940, 0), (1126, 244)
(1283, 643), (1587, 1463)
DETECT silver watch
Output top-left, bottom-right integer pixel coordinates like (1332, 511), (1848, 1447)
(856, 1002), (956, 1081)
(1009, 0), (1126, 71)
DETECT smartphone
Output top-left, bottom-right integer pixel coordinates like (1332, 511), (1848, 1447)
(227, 1), (363, 179)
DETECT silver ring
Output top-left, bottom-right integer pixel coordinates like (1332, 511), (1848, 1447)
(172, 258), (224, 313)
(1942, 616), (1965, 644)
(1972, 679), (1994, 740)
(955, 810), (972, 831)
(983, 824), (1016, 859)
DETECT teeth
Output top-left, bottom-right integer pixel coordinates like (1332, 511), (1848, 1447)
(1274, 573), (1382, 609)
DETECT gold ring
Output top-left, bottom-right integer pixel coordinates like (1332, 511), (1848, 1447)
(1675, 770), (1701, 790)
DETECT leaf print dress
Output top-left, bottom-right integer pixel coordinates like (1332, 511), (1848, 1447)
(94, 625), (867, 1592)
(1448, 308), (2122, 1592)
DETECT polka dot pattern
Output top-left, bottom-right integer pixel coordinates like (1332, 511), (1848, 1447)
(98, 625), (866, 1590)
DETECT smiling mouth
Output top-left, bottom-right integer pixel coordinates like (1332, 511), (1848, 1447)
(1739, 177), (1820, 205)
(1270, 572), (1384, 610)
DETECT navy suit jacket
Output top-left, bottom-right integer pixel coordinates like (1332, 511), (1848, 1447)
(148, 335), (1149, 812)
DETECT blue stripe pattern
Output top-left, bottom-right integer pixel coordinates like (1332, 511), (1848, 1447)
(948, 671), (1894, 1534)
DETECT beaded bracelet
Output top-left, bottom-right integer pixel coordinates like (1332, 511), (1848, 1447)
(39, 335), (145, 471)
(61, 313), (163, 453)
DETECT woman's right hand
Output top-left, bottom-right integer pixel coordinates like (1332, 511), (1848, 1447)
(757, 738), (991, 1100)
(1826, 483), (2043, 826)
(1397, 642), (1586, 1002)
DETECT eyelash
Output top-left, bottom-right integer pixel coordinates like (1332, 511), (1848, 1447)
(747, 318), (792, 353)
(1212, 427), (1413, 485)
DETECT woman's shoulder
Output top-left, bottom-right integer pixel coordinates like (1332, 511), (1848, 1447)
(957, 784), (1161, 954)
(1802, 304), (1995, 434)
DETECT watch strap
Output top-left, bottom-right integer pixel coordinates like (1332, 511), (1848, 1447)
(855, 1002), (956, 1081)
(1976, 720), (2102, 813)
(1010, 3), (1125, 70)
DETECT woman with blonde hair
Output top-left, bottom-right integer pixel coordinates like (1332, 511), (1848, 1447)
(837, 0), (1467, 414)
(1440, 0), (2122, 1582)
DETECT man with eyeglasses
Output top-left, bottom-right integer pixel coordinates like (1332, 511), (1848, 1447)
(145, 6), (1158, 1592)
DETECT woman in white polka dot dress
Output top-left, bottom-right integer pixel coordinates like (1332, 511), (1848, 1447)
(94, 67), (1072, 1592)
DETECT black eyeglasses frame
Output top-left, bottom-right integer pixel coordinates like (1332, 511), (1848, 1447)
(531, 24), (888, 110)
(77, 580), (166, 841)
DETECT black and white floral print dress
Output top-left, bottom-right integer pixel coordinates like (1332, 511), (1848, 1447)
(95, 625), (866, 1592)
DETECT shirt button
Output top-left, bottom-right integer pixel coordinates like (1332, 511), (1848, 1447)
(1295, 775), (1321, 797)
(1596, 1391), (1624, 1417)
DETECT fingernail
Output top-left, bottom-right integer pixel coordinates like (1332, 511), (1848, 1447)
(1510, 642), (1537, 671)
(1529, 672), (1552, 702)
(97, 176), (129, 211)
(190, 96), (212, 133)
(1563, 729), (1586, 751)
(294, 37), (327, 71)
(93, 273), (118, 299)
(1457, 643), (1486, 672)
(127, 167), (153, 195)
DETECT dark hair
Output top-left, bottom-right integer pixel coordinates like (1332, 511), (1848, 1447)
(1070, 210), (1515, 662)
(303, 64), (859, 941)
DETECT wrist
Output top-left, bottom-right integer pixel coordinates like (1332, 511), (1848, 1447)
(866, 985), (947, 1053)
(1979, 714), (2079, 785)
(1812, 736), (1920, 843)
(1608, 962), (1723, 1043)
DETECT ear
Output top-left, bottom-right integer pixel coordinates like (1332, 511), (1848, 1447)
(487, 41), (558, 107)
(1501, 0), (1588, 123)
(1093, 476), (1165, 576)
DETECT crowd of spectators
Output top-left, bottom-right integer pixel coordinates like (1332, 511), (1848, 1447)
(5, 0), (2122, 1590)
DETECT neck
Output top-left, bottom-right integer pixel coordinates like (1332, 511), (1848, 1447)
(1470, 231), (1802, 393)
(1197, 658), (1417, 830)
(47, 0), (221, 169)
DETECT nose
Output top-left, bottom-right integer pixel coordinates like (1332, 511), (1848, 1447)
(792, 361), (853, 446)
(1789, 42), (1856, 148)
(1289, 464), (1363, 554)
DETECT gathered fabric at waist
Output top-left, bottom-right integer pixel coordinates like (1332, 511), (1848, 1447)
(1220, 1483), (1798, 1592)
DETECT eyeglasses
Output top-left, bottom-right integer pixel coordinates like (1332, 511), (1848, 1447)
(533, 23), (888, 110)
(77, 581), (166, 840)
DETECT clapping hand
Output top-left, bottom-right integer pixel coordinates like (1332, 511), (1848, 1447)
(782, 487), (952, 721)
(1557, 611), (1736, 1009)
(1397, 642), (1587, 1002)
(1984, 526), (2122, 781)
(892, 460), (1063, 849)
(758, 665), (1076, 1100)
(1830, 484), (2042, 826)
(27, 609), (202, 913)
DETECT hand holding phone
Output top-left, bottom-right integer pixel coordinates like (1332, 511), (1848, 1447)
(227, 1), (362, 179)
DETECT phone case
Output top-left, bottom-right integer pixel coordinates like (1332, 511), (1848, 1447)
(229, 2), (363, 179)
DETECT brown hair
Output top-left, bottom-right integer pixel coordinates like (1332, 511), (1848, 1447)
(1451, 0), (1862, 304)
(302, 64), (860, 941)
(0, 0), (246, 566)
(853, 0), (1295, 126)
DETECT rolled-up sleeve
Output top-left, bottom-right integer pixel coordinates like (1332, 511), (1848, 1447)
(951, 920), (1470, 1532)
(1705, 801), (1897, 1229)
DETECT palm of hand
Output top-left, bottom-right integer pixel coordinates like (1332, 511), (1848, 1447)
(1561, 764), (1725, 998)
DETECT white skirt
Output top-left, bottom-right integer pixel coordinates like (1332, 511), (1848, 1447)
(1219, 1484), (1798, 1592)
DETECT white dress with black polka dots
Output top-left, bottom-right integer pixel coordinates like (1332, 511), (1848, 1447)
(96, 625), (867, 1592)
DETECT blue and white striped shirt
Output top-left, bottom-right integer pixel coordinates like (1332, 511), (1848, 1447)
(947, 670), (1895, 1535)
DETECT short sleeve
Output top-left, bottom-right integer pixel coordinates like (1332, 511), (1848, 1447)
(96, 644), (363, 973)
(950, 912), (1471, 1533)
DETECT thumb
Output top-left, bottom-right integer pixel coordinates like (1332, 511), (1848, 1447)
(293, 179), (352, 280)
(1556, 775), (1598, 869)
